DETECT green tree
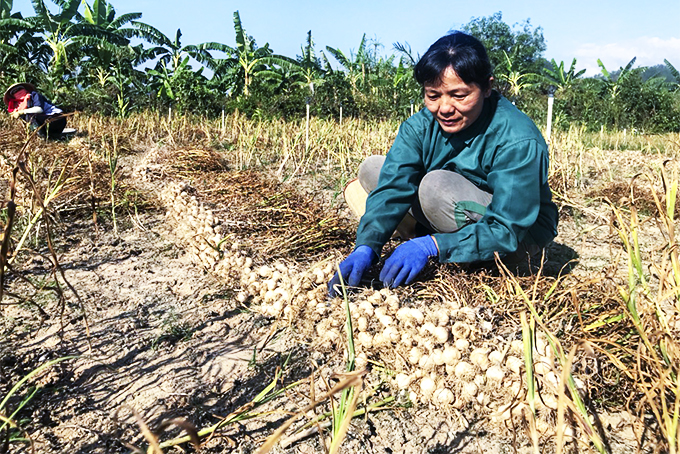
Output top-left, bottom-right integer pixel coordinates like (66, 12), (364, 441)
(463, 12), (546, 79)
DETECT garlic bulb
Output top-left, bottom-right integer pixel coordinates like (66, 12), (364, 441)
(434, 388), (455, 406)
(460, 381), (479, 401)
(430, 349), (445, 366)
(442, 346), (461, 365)
(454, 339), (470, 352)
(486, 365), (505, 388)
(469, 348), (491, 371)
(420, 377), (436, 397)
(408, 347), (423, 365)
(451, 321), (471, 340)
(395, 373), (412, 390)
(454, 361), (475, 381)
(488, 350), (504, 364)
(506, 356), (523, 376)
(432, 326), (449, 344)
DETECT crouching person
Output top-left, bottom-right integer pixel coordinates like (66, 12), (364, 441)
(4, 82), (67, 139)
(328, 31), (558, 296)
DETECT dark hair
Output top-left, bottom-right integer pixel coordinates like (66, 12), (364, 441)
(414, 32), (493, 91)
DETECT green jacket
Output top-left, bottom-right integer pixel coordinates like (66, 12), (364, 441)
(356, 91), (558, 263)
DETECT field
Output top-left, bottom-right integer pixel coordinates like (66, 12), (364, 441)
(0, 111), (679, 454)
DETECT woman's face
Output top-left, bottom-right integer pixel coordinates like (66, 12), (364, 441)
(423, 66), (491, 134)
(10, 88), (29, 100)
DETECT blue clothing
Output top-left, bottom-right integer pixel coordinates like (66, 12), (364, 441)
(355, 91), (558, 263)
(20, 92), (62, 119)
(21, 92), (65, 138)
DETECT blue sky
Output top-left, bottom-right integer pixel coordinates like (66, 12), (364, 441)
(11, 0), (680, 76)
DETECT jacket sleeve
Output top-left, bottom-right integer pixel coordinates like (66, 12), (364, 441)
(433, 138), (547, 263)
(355, 121), (425, 257)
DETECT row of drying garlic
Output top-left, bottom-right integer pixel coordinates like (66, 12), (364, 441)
(158, 181), (583, 424)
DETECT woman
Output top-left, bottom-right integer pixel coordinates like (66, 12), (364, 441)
(328, 32), (558, 296)
(4, 82), (67, 139)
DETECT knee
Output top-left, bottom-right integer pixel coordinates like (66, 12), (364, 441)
(358, 155), (385, 192)
(418, 170), (452, 214)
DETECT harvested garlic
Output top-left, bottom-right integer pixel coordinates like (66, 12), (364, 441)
(357, 332), (373, 348)
(488, 350), (504, 364)
(373, 333), (389, 347)
(355, 353), (368, 370)
(236, 292), (248, 304)
(379, 315), (394, 327)
(409, 308), (425, 325)
(385, 294), (400, 312)
(454, 361), (476, 381)
(451, 321), (472, 339)
(400, 331), (414, 347)
(432, 326), (449, 344)
(395, 373), (412, 390)
(460, 381), (479, 401)
(476, 391), (490, 406)
(443, 346), (461, 365)
(544, 371), (560, 390)
(396, 307), (411, 321)
(408, 347), (423, 365)
(383, 326), (400, 343)
(434, 309), (449, 327)
(418, 354), (434, 371)
(264, 290), (277, 303)
(420, 377), (436, 397)
(421, 322), (436, 335)
(510, 339), (524, 355)
(358, 300), (374, 317)
(506, 356), (523, 376)
(375, 306), (388, 319)
(431, 349), (445, 366)
(434, 388), (455, 406)
(258, 265), (273, 278)
(458, 306), (476, 321)
(486, 365), (505, 387)
(470, 348), (491, 371)
(534, 357), (552, 376)
(454, 339), (470, 352)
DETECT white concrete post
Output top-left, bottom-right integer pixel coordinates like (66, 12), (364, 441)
(546, 93), (554, 144)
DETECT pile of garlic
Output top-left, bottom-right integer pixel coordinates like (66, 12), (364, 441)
(157, 181), (583, 435)
(158, 181), (336, 321)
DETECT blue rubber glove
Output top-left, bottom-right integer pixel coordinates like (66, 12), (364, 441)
(328, 245), (378, 297)
(380, 235), (438, 288)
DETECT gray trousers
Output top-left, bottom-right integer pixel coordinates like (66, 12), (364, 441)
(357, 155), (542, 265)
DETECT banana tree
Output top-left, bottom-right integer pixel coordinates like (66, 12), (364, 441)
(664, 59), (679, 91)
(541, 58), (585, 94)
(209, 11), (293, 97)
(497, 50), (538, 100)
(597, 56), (636, 98)
(77, 0), (160, 70)
(7, 0), (120, 82)
(325, 34), (371, 93)
(0, 0), (39, 79)
(292, 30), (324, 94)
